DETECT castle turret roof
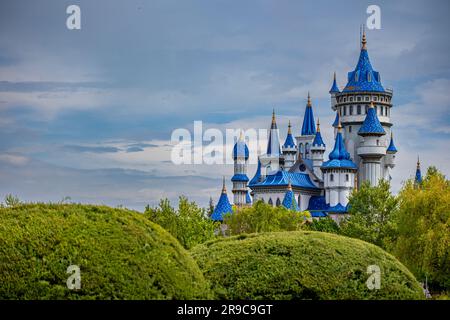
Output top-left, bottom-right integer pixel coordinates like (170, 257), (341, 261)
(358, 102), (386, 136)
(301, 92), (317, 136)
(211, 178), (233, 221)
(387, 132), (398, 153)
(329, 72), (340, 94)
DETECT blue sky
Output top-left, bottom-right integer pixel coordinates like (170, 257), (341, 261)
(0, 0), (449, 210)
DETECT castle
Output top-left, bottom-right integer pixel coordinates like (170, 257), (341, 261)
(211, 31), (401, 222)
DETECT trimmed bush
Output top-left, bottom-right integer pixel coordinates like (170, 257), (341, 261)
(191, 231), (423, 300)
(0, 204), (209, 299)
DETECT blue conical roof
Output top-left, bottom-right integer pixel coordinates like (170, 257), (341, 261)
(211, 179), (233, 221)
(282, 182), (299, 211)
(267, 110), (282, 155)
(358, 104), (386, 136)
(283, 121), (296, 148)
(301, 93), (316, 136)
(343, 32), (385, 93)
(329, 72), (340, 93)
(312, 120), (325, 147)
(332, 111), (340, 128)
(321, 127), (357, 169)
(387, 132), (398, 153)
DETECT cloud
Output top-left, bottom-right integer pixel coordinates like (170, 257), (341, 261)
(62, 145), (121, 154)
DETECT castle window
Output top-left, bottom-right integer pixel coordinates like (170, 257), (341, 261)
(276, 198), (281, 207)
(376, 140), (380, 146)
(350, 105), (353, 115)
(330, 174), (334, 182)
(374, 105), (377, 114)
(346, 174), (349, 182)
(357, 96), (362, 102)
(357, 105), (361, 115)
(374, 96), (377, 101)
(367, 72), (372, 82)
(299, 143), (304, 157)
(343, 106), (346, 116)
(365, 105), (369, 113)
(349, 126), (352, 133)
(343, 97), (347, 102)
(365, 96), (370, 101)
(305, 143), (310, 157)
(349, 97), (353, 102)
(268, 198), (273, 206)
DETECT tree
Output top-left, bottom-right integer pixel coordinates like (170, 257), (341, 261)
(223, 200), (310, 235)
(4, 194), (21, 207)
(145, 196), (219, 249)
(305, 216), (340, 234)
(339, 179), (398, 250)
(393, 167), (450, 291)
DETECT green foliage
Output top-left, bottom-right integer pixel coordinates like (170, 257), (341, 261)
(145, 196), (219, 249)
(340, 180), (398, 250)
(393, 167), (450, 291)
(305, 216), (340, 234)
(223, 200), (310, 235)
(4, 194), (21, 207)
(191, 231), (423, 300)
(0, 203), (210, 299)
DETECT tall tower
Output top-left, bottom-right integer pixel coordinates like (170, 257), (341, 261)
(329, 30), (394, 185)
(282, 120), (297, 170)
(310, 118), (326, 179)
(321, 121), (357, 212)
(231, 132), (249, 206)
(260, 110), (283, 176)
(357, 102), (386, 186)
(296, 92), (316, 160)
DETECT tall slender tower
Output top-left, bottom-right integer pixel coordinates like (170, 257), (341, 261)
(282, 120), (297, 170)
(415, 156), (423, 185)
(296, 92), (316, 160)
(260, 110), (283, 176)
(231, 132), (249, 206)
(310, 118), (326, 179)
(357, 102), (386, 186)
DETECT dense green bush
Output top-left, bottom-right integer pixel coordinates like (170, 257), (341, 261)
(191, 231), (423, 300)
(0, 203), (209, 299)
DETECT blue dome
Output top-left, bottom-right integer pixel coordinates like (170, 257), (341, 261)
(232, 138), (249, 160)
(358, 105), (386, 136)
(321, 129), (357, 170)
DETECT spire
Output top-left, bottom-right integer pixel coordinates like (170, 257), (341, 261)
(267, 109), (281, 155)
(211, 178), (233, 221)
(312, 118), (325, 147)
(329, 72), (340, 93)
(415, 156), (422, 185)
(361, 26), (367, 50)
(282, 180), (299, 211)
(343, 28), (384, 93)
(321, 125), (357, 170)
(301, 93), (317, 136)
(283, 120), (296, 148)
(358, 101), (386, 136)
(387, 131), (398, 153)
(332, 110), (340, 128)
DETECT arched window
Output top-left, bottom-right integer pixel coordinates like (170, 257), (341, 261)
(330, 174), (334, 182)
(346, 174), (349, 182)
(299, 143), (304, 157)
(276, 198), (281, 207)
(367, 72), (372, 82)
(350, 105), (353, 115)
(357, 105), (361, 115)
(268, 198), (273, 206)
(305, 143), (310, 157)
(343, 106), (346, 116)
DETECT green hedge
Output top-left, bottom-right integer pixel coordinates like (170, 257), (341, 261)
(191, 231), (423, 300)
(0, 204), (209, 299)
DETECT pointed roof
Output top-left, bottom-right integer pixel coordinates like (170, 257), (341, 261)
(329, 72), (340, 94)
(283, 120), (296, 148)
(282, 181), (299, 211)
(312, 118), (325, 147)
(322, 122), (357, 170)
(301, 92), (317, 136)
(343, 30), (385, 93)
(232, 131), (249, 160)
(358, 102), (386, 136)
(249, 159), (261, 186)
(387, 131), (398, 153)
(211, 177), (233, 221)
(267, 109), (282, 155)
(415, 156), (422, 184)
(332, 111), (340, 128)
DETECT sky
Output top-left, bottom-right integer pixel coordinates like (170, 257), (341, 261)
(0, 0), (449, 211)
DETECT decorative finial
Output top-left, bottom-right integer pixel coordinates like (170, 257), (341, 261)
(317, 118), (321, 132)
(272, 108), (276, 124)
(222, 176), (227, 193)
(307, 92), (312, 107)
(337, 116), (342, 131)
(417, 156), (420, 168)
(239, 130), (244, 141)
(369, 101), (375, 108)
(288, 120), (292, 134)
(333, 71), (336, 81)
(362, 27), (367, 50)
(287, 179), (292, 191)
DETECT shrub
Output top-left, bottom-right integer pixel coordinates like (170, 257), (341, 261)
(191, 231), (423, 300)
(0, 203), (209, 299)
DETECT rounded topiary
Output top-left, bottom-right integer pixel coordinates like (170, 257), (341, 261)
(191, 231), (423, 300)
(0, 204), (209, 299)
